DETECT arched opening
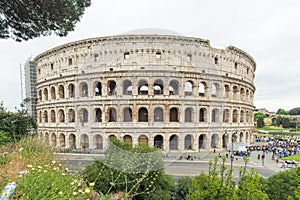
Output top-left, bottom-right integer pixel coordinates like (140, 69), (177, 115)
(246, 89), (250, 102)
(154, 135), (163, 149)
(79, 108), (88, 123)
(94, 135), (103, 149)
(245, 132), (249, 143)
(50, 110), (56, 123)
(69, 134), (76, 149)
(68, 84), (75, 98)
(224, 85), (230, 99)
(123, 135), (132, 145)
(108, 108), (117, 122)
(154, 79), (163, 95)
(184, 81), (193, 96)
(199, 82), (206, 97)
(109, 135), (116, 142)
(138, 107), (148, 122)
(95, 82), (102, 96)
(154, 107), (164, 122)
(95, 108), (102, 122)
(138, 80), (148, 95)
(80, 82), (88, 97)
(240, 110), (245, 122)
(123, 80), (132, 95)
(240, 88), (245, 101)
(246, 111), (250, 123)
(185, 108), (193, 122)
(123, 107), (132, 122)
(169, 80), (179, 95)
(58, 85), (65, 99)
(58, 109), (65, 123)
(43, 110), (48, 123)
(233, 86), (239, 100)
(138, 135), (148, 145)
(68, 109), (75, 123)
(59, 134), (66, 147)
(232, 109), (238, 123)
(45, 132), (49, 145)
(239, 132), (244, 143)
(80, 134), (89, 149)
(108, 80), (116, 95)
(169, 135), (178, 150)
(211, 134), (219, 148)
(199, 108), (207, 122)
(199, 134), (207, 149)
(170, 107), (179, 122)
(51, 133), (57, 146)
(38, 90), (42, 101)
(232, 133), (238, 142)
(50, 86), (56, 100)
(211, 83), (217, 97)
(38, 111), (42, 123)
(43, 88), (48, 101)
(222, 134), (228, 148)
(184, 134), (193, 150)
(212, 108), (219, 122)
(223, 109), (230, 123)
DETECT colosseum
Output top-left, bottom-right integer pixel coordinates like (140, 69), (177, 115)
(34, 29), (256, 153)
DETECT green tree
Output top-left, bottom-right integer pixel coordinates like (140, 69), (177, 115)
(282, 117), (290, 128)
(171, 176), (193, 200)
(254, 112), (265, 121)
(277, 108), (288, 115)
(257, 116), (265, 128)
(262, 167), (300, 200)
(289, 107), (300, 115)
(0, 0), (91, 41)
(82, 138), (174, 200)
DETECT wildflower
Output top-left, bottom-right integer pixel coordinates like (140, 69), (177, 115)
(70, 182), (74, 185)
(78, 182), (81, 187)
(58, 163), (62, 167)
(84, 188), (90, 194)
(27, 165), (33, 168)
(78, 189), (83, 194)
(2, 191), (6, 196)
(43, 170), (47, 173)
(58, 191), (63, 195)
(73, 192), (78, 196)
(65, 168), (69, 171)
(89, 182), (95, 187)
(19, 147), (24, 152)
(38, 166), (42, 169)
(53, 167), (57, 171)
(52, 160), (56, 164)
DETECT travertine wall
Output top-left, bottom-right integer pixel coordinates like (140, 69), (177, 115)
(35, 32), (256, 152)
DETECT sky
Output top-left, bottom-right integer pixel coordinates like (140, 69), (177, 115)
(0, 0), (299, 112)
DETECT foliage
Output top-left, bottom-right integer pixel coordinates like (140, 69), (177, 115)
(0, 104), (36, 144)
(262, 167), (300, 200)
(0, 0), (91, 41)
(254, 112), (266, 121)
(277, 108), (288, 115)
(171, 176), (193, 200)
(0, 130), (11, 145)
(289, 107), (300, 115)
(282, 117), (291, 128)
(82, 138), (174, 200)
(14, 162), (93, 199)
(257, 116), (265, 128)
(281, 154), (300, 162)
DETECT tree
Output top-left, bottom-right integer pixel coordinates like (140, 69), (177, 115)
(282, 117), (290, 128)
(277, 108), (288, 115)
(257, 116), (265, 128)
(0, 0), (91, 41)
(254, 112), (265, 121)
(289, 107), (300, 115)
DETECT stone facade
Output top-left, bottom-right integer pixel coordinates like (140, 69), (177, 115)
(34, 30), (256, 153)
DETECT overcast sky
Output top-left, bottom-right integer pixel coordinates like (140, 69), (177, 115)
(0, 0), (299, 112)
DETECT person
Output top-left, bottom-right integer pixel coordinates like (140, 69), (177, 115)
(257, 154), (260, 160)
(275, 157), (279, 164)
(219, 153), (221, 158)
(214, 149), (216, 153)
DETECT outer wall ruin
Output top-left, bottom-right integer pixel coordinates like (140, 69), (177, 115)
(34, 30), (256, 153)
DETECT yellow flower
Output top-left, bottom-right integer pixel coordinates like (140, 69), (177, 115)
(84, 188), (90, 194)
(58, 191), (63, 195)
(62, 173), (66, 176)
(73, 192), (78, 196)
(89, 182), (95, 187)
(52, 160), (56, 164)
(2, 191), (6, 195)
(43, 170), (48, 173)
(78, 189), (83, 194)
(38, 166), (42, 169)
(27, 165), (33, 168)
(70, 182), (74, 185)
(77, 182), (81, 187)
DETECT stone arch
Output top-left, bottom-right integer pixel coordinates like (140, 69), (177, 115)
(232, 109), (238, 123)
(154, 79), (164, 95)
(199, 108), (207, 122)
(79, 108), (88, 123)
(154, 135), (163, 149)
(50, 86), (56, 100)
(45, 132), (49, 144)
(138, 107), (148, 122)
(224, 84), (230, 99)
(94, 135), (103, 149)
(240, 110), (245, 122)
(154, 107), (164, 122)
(123, 135), (132, 145)
(108, 107), (117, 122)
(108, 80), (116, 95)
(245, 132), (249, 143)
(211, 134), (220, 148)
(68, 83), (75, 98)
(138, 135), (148, 145)
(185, 107), (193, 122)
(38, 110), (42, 123)
(211, 83), (221, 97)
(80, 82), (88, 97)
(59, 133), (66, 147)
(51, 133), (57, 146)
(232, 133), (238, 142)
(123, 107), (132, 122)
(170, 107), (179, 122)
(68, 109), (75, 123)
(246, 110), (250, 123)
(240, 87), (245, 101)
(169, 134), (179, 150)
(58, 109), (65, 123)
(233, 85), (239, 100)
(239, 132), (244, 142)
(138, 80), (148, 95)
(199, 81), (207, 97)
(222, 133), (229, 148)
(212, 108), (220, 122)
(184, 134), (193, 150)
(80, 134), (89, 149)
(169, 80), (179, 95)
(108, 134), (116, 141)
(43, 88), (48, 101)
(184, 80), (193, 96)
(58, 85), (65, 99)
(69, 134), (76, 148)
(123, 80), (132, 95)
(223, 109), (230, 123)
(94, 81), (102, 96)
(38, 89), (42, 101)
(199, 134), (207, 149)
(95, 108), (102, 122)
(43, 110), (48, 123)
(246, 89), (250, 102)
(50, 110), (56, 123)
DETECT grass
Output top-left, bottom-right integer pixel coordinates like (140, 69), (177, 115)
(281, 154), (300, 162)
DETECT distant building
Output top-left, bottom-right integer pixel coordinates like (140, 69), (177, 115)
(24, 59), (37, 120)
(256, 108), (276, 116)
